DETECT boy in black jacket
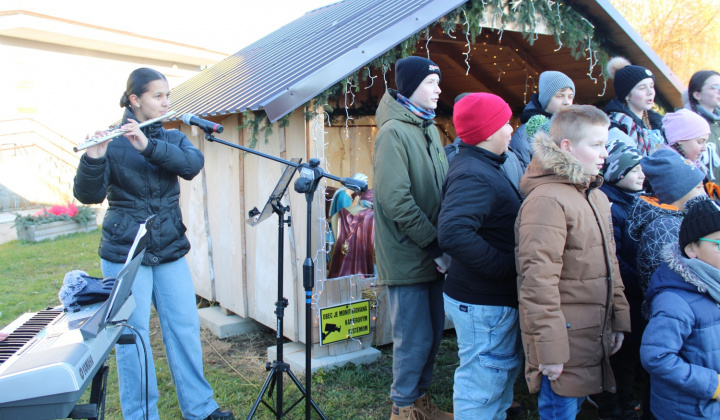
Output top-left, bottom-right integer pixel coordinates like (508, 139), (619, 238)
(438, 93), (522, 419)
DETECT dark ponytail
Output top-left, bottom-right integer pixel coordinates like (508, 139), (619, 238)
(671, 141), (686, 159)
(688, 70), (720, 109)
(119, 68), (167, 108)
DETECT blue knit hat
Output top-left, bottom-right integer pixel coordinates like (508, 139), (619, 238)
(641, 148), (705, 204)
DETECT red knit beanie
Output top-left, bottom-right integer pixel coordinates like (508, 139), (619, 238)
(453, 93), (511, 145)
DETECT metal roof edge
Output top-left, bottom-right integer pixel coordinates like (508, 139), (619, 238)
(263, 0), (466, 122)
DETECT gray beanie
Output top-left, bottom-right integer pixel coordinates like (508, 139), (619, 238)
(641, 148), (705, 204)
(538, 71), (575, 110)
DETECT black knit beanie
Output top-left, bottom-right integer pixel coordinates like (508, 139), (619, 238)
(615, 65), (654, 101)
(395, 56), (442, 98)
(679, 197), (720, 256)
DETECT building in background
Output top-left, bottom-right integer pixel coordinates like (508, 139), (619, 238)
(0, 10), (228, 208)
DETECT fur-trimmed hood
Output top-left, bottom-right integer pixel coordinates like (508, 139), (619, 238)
(519, 131), (601, 197)
(647, 243), (712, 304)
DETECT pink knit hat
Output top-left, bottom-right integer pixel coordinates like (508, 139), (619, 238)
(663, 109), (711, 145)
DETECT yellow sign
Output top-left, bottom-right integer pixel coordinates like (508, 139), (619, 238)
(319, 300), (371, 345)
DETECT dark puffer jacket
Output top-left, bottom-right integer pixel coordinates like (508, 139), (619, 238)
(439, 143), (523, 308)
(627, 196), (684, 319)
(599, 183), (644, 338)
(509, 93), (551, 168)
(73, 109), (204, 265)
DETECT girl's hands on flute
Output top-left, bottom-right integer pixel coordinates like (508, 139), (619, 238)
(86, 130), (111, 159)
(121, 118), (148, 152)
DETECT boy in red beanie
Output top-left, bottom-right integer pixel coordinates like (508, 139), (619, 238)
(438, 93), (522, 419)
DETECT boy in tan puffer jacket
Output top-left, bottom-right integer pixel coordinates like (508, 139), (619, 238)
(515, 105), (631, 419)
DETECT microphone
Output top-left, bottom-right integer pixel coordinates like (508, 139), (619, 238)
(181, 113), (224, 134)
(341, 177), (368, 193)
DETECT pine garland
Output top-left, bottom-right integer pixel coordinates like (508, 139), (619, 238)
(246, 0), (622, 137)
(241, 111), (292, 149)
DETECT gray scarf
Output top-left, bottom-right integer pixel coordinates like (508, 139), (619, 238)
(687, 103), (720, 123)
(685, 257), (720, 305)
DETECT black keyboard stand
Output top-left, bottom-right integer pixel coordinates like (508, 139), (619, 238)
(67, 363), (109, 420)
(66, 334), (135, 420)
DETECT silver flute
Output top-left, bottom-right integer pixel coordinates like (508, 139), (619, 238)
(73, 111), (177, 152)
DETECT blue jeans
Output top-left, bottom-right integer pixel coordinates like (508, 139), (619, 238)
(387, 279), (445, 406)
(102, 257), (219, 420)
(538, 376), (585, 420)
(443, 294), (521, 420)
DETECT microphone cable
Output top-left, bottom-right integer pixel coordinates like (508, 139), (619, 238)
(112, 321), (149, 420)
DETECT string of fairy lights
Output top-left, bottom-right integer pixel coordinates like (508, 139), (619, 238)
(238, 0), (617, 346)
(305, 99), (378, 345)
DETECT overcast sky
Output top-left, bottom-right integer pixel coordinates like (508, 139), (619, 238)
(6, 0), (339, 54)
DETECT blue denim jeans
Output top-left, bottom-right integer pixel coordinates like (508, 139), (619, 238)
(538, 376), (585, 420)
(443, 294), (521, 420)
(102, 257), (219, 420)
(387, 279), (445, 406)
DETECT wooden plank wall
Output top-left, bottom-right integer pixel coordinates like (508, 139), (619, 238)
(313, 274), (377, 355)
(177, 109), (457, 350)
(180, 127), (214, 301)
(180, 119), (247, 316)
(324, 116), (376, 189)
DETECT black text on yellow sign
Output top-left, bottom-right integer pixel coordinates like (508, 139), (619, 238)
(319, 300), (371, 345)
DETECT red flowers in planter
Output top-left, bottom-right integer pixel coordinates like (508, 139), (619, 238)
(34, 203), (79, 218)
(16, 202), (96, 230)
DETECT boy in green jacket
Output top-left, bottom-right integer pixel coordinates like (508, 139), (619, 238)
(374, 56), (451, 420)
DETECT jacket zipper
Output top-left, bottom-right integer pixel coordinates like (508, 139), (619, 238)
(586, 187), (615, 393)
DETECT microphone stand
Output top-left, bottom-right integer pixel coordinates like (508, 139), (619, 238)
(203, 131), (365, 419)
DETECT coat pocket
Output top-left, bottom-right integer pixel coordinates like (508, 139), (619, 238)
(562, 304), (603, 367)
(466, 352), (521, 405)
(103, 210), (132, 242)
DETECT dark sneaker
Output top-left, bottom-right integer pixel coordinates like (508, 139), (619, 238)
(204, 408), (235, 420)
(507, 401), (525, 418)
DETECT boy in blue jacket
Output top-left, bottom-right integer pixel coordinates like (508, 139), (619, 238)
(641, 197), (720, 419)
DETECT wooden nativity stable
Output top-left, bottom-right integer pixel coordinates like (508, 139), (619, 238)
(163, 0), (684, 358)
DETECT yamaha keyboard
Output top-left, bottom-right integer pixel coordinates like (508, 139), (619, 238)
(0, 297), (135, 420)
(0, 217), (151, 419)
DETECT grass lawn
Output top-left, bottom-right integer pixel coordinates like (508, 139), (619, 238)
(0, 231), (613, 419)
